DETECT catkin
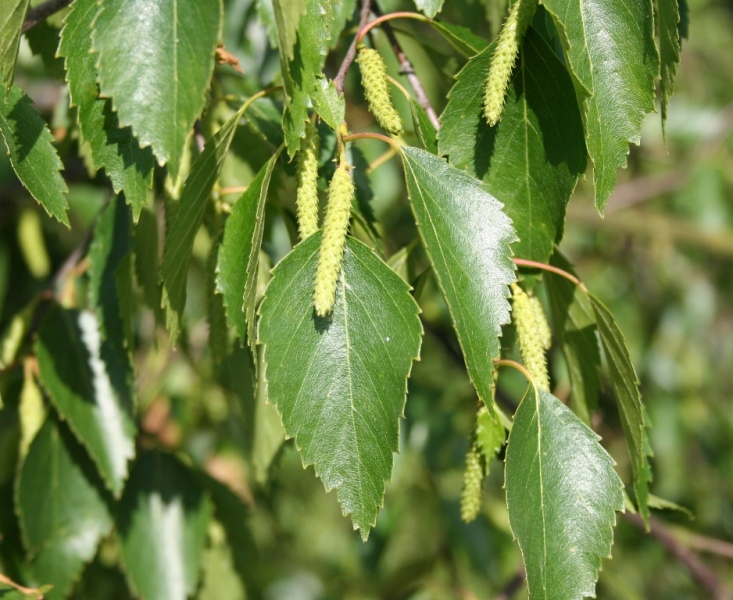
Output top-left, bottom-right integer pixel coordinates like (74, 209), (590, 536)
(460, 441), (484, 523)
(511, 283), (550, 390)
(529, 294), (552, 351)
(356, 46), (404, 136)
(483, 0), (539, 126)
(296, 120), (321, 239)
(313, 162), (354, 316)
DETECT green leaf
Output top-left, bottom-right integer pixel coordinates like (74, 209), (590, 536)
(92, 0), (222, 178)
(117, 451), (212, 600)
(133, 207), (163, 319)
(400, 146), (516, 413)
(246, 96), (285, 149)
(0, 85), (69, 226)
(541, 0), (659, 210)
(272, 0), (308, 61)
(505, 386), (624, 600)
(590, 293), (651, 525)
(409, 98), (437, 154)
(207, 246), (229, 364)
(258, 234), (423, 538)
(439, 26), (586, 265)
(657, 0), (682, 130)
(58, 0), (154, 221)
(429, 20), (488, 56)
(35, 305), (136, 497)
(87, 195), (133, 364)
(545, 251), (601, 424)
(161, 106), (249, 342)
(312, 77), (345, 131)
(0, 0), (29, 89)
(216, 152), (280, 347)
(16, 418), (113, 600)
(279, 0), (335, 156)
(414, 0), (444, 19)
(252, 346), (286, 483)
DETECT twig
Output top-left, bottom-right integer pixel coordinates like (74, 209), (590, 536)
(22, 0), (73, 33)
(625, 513), (732, 600)
(495, 568), (526, 600)
(334, 0), (373, 94)
(372, 6), (440, 130)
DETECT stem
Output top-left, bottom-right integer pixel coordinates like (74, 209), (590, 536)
(512, 258), (587, 292)
(237, 86), (282, 117)
(625, 513), (731, 600)
(494, 359), (535, 388)
(22, 0), (73, 32)
(371, 8), (441, 130)
(334, 0), (373, 94)
(343, 131), (399, 149)
(355, 11), (431, 45)
(366, 146), (397, 173)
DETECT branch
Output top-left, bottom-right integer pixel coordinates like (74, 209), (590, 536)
(334, 0), (373, 94)
(22, 0), (73, 33)
(372, 7), (440, 130)
(495, 568), (525, 600)
(625, 513), (733, 600)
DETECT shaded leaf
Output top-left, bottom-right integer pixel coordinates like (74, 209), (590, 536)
(92, 0), (222, 177)
(160, 105), (249, 342)
(409, 98), (437, 154)
(16, 418), (112, 600)
(313, 77), (345, 131)
(216, 152), (280, 347)
(657, 0), (682, 129)
(279, 0), (335, 156)
(133, 207), (163, 319)
(545, 251), (601, 424)
(590, 294), (651, 524)
(258, 234), (422, 538)
(35, 306), (136, 497)
(0, 85), (69, 226)
(271, 0), (308, 61)
(541, 0), (659, 210)
(117, 451), (212, 600)
(505, 386), (624, 600)
(58, 0), (154, 220)
(439, 26), (586, 265)
(429, 20), (488, 56)
(400, 146), (515, 413)
(0, 0), (29, 89)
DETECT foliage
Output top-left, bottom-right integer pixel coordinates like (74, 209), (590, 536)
(1, 0), (731, 598)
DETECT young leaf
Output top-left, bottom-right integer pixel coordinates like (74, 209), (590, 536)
(400, 146), (516, 414)
(279, 0), (335, 156)
(16, 418), (113, 599)
(657, 0), (682, 130)
(92, 0), (222, 178)
(505, 386), (624, 600)
(541, 0), (659, 210)
(312, 77), (345, 132)
(117, 451), (212, 600)
(545, 251), (602, 424)
(0, 85), (69, 226)
(590, 293), (651, 525)
(439, 26), (586, 265)
(414, 0), (445, 19)
(258, 234), (423, 538)
(35, 306), (136, 497)
(58, 0), (154, 221)
(160, 105), (249, 342)
(216, 152), (280, 347)
(0, 0), (30, 89)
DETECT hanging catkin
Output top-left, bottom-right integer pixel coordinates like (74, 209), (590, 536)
(460, 440), (484, 523)
(483, 0), (539, 126)
(356, 46), (404, 136)
(313, 160), (355, 316)
(511, 283), (551, 390)
(295, 120), (320, 239)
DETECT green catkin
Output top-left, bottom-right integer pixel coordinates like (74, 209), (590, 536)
(483, 0), (539, 126)
(511, 283), (550, 390)
(296, 120), (321, 239)
(529, 294), (552, 351)
(356, 46), (404, 136)
(313, 161), (355, 316)
(460, 441), (484, 523)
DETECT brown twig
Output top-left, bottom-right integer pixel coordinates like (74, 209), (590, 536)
(334, 0), (373, 94)
(371, 6), (440, 130)
(625, 513), (732, 600)
(22, 0), (73, 33)
(495, 568), (526, 600)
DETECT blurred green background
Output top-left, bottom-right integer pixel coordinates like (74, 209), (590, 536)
(1, 0), (732, 598)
